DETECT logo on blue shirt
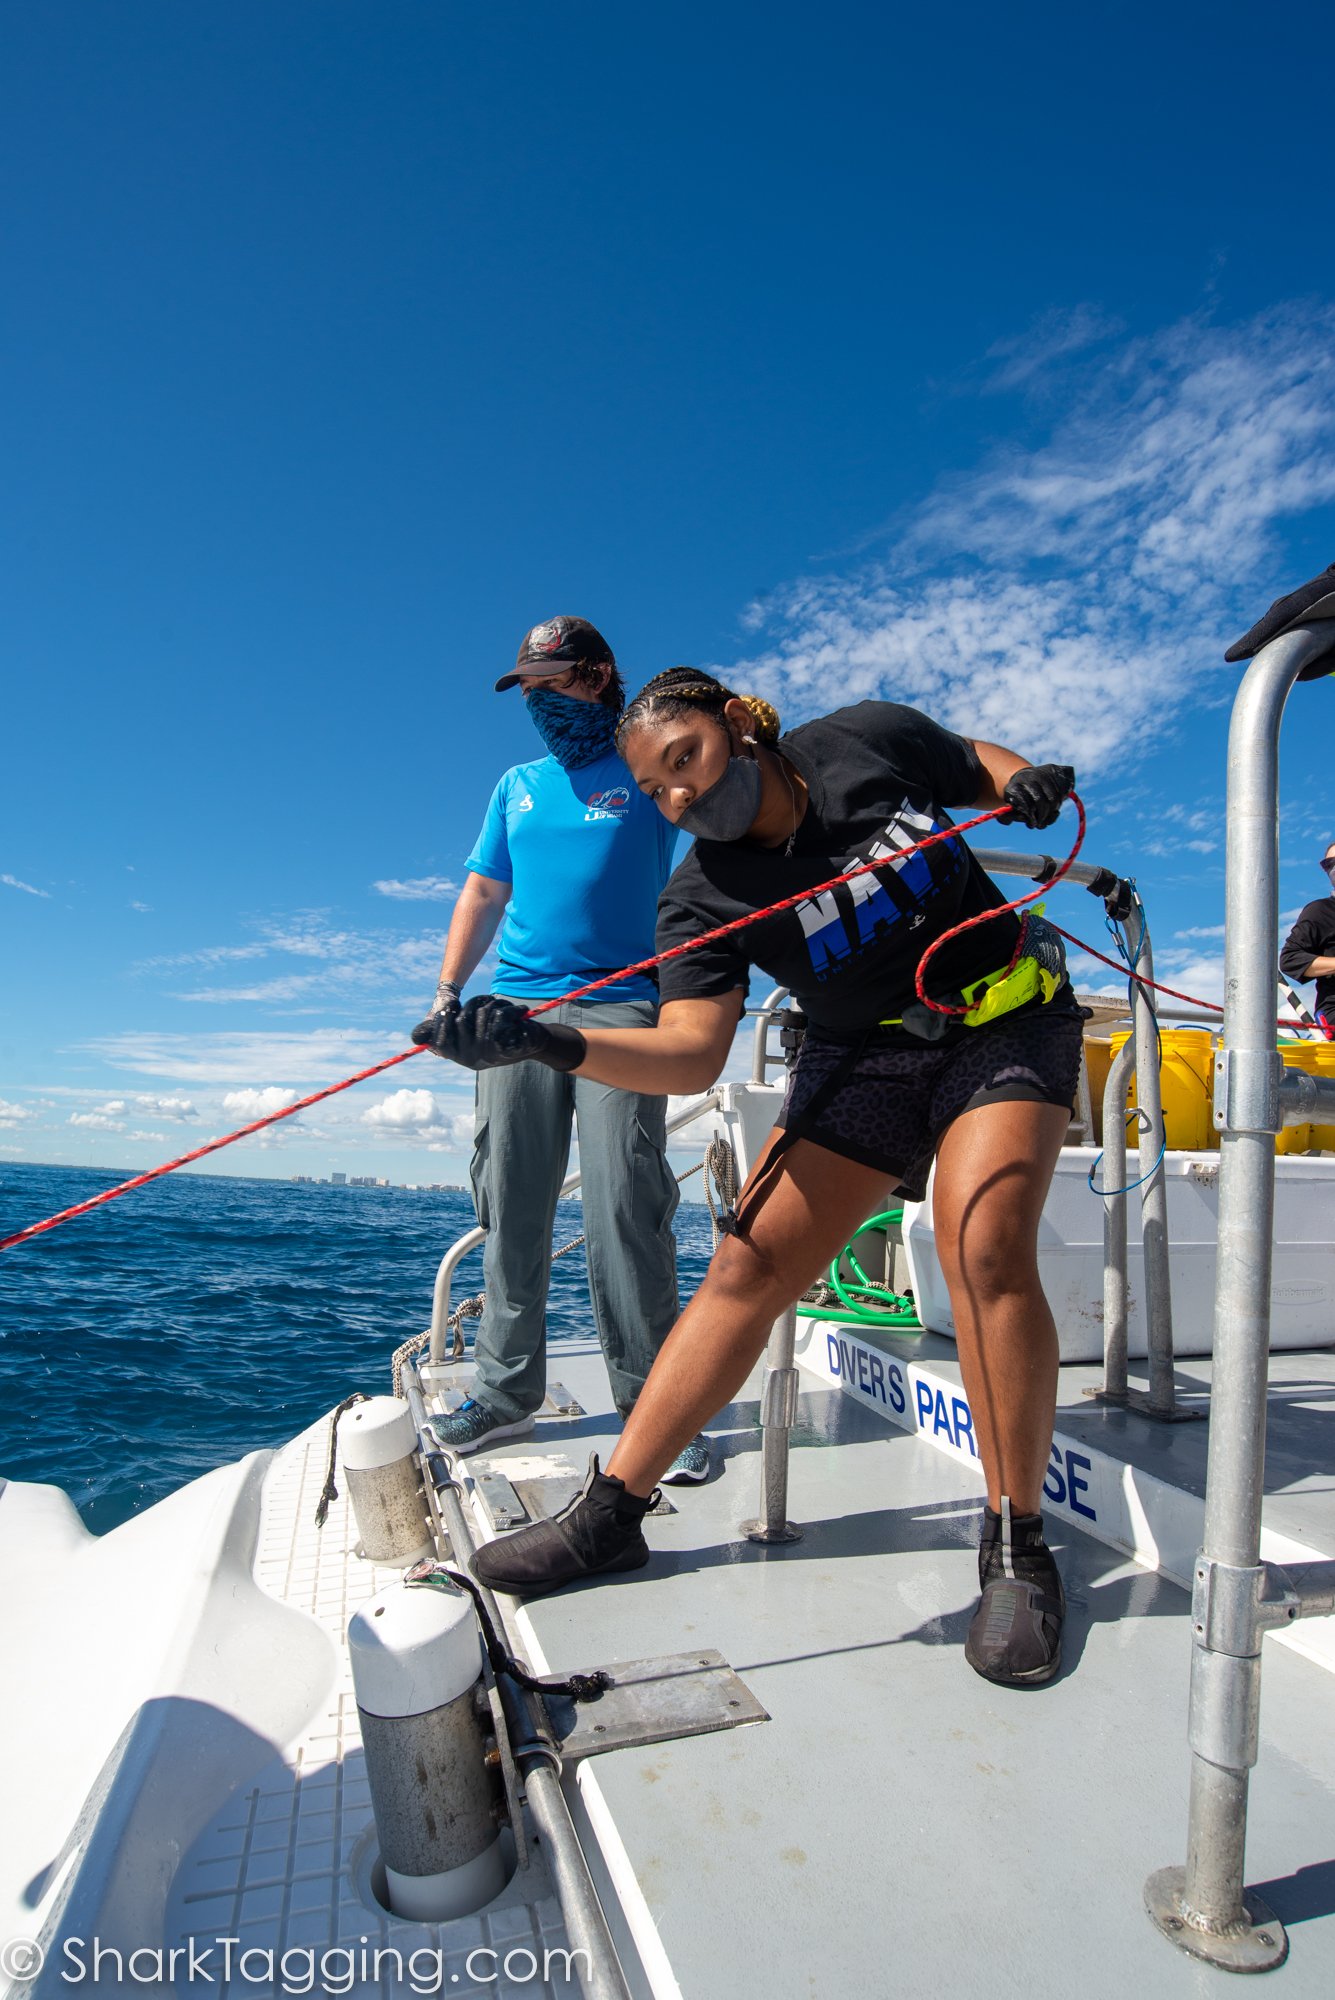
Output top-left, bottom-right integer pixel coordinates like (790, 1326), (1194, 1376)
(585, 785), (631, 823)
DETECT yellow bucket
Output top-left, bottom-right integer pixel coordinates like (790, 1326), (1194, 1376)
(1082, 1035), (1114, 1143)
(1110, 1027), (1216, 1152)
(1308, 1043), (1335, 1153)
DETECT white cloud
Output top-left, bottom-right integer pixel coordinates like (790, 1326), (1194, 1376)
(133, 1094), (198, 1121)
(1175, 924), (1226, 941)
(0, 1100), (31, 1127)
(372, 876), (458, 902)
(981, 304), (1123, 393)
(363, 1088), (474, 1147)
(130, 901), (153, 913)
(70, 1099), (128, 1131)
(222, 1086), (301, 1120)
(2, 873), (49, 898)
(85, 1028), (408, 1085)
(1154, 952), (1226, 1007)
(142, 913), (443, 1009)
(724, 304), (1335, 778)
(173, 975), (323, 1005)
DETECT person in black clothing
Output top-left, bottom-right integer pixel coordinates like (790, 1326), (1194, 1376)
(1279, 842), (1335, 1037)
(415, 669), (1083, 1688)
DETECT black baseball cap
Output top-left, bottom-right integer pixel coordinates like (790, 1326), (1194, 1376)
(495, 616), (615, 692)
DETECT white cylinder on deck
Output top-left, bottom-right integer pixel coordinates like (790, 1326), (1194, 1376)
(348, 1580), (506, 1921)
(341, 1396), (431, 1562)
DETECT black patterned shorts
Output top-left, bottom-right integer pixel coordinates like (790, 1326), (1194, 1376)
(777, 1002), (1086, 1202)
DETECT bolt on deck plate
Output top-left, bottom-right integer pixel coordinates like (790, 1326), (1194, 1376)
(473, 1472), (528, 1531)
(1145, 1867), (1288, 1972)
(540, 1382), (584, 1417)
(541, 1649), (769, 1763)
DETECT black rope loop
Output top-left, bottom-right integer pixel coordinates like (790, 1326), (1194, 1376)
(403, 1559), (613, 1704)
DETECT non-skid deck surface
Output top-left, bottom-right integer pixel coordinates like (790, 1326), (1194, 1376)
(455, 1340), (1335, 2000)
(163, 1415), (572, 2000)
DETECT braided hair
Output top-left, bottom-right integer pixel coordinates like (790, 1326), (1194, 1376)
(615, 666), (781, 754)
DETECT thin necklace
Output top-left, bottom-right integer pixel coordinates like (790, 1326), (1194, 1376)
(778, 757), (800, 858)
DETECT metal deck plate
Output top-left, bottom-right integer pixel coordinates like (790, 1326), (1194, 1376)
(474, 1470), (528, 1530)
(509, 1471), (677, 1521)
(542, 1648), (769, 1763)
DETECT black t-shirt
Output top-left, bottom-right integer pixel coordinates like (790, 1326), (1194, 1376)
(1280, 897), (1335, 1017)
(655, 702), (1030, 1040)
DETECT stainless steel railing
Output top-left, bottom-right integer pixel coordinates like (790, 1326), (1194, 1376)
(426, 1091), (721, 1364)
(1146, 618), (1335, 1973)
(975, 850), (1182, 1416)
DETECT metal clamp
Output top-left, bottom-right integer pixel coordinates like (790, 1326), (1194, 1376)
(761, 1364), (799, 1429)
(1212, 1046), (1282, 1135)
(1192, 1557), (1300, 1658)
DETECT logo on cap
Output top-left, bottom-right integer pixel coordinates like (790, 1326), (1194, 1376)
(528, 620), (566, 656)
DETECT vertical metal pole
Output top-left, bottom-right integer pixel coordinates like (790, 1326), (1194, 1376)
(1146, 622), (1332, 1972)
(1122, 907), (1176, 1415)
(1098, 1036), (1137, 1401)
(742, 1304), (803, 1544)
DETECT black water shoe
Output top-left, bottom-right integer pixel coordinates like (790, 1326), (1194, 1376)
(470, 1453), (658, 1597)
(964, 1501), (1065, 1688)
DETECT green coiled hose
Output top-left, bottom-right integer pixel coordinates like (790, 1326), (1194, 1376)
(800, 1208), (923, 1331)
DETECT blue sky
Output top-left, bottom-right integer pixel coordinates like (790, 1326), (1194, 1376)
(2, 1), (1333, 1189)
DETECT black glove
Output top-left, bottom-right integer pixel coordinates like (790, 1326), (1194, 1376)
(411, 994), (586, 1073)
(999, 764), (1075, 831)
(1224, 563), (1335, 681)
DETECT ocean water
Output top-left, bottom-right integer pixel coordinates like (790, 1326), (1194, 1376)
(0, 1162), (717, 1536)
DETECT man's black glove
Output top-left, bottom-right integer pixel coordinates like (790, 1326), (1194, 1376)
(999, 764), (1075, 831)
(1225, 563), (1335, 681)
(411, 994), (586, 1073)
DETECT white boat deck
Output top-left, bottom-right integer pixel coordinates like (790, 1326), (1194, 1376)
(6, 1326), (1335, 2000)
(451, 1335), (1335, 2000)
(162, 1418), (574, 1999)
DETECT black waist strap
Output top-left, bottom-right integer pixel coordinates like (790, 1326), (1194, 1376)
(717, 1029), (871, 1239)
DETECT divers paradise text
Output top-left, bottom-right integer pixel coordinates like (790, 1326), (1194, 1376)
(821, 1331), (1100, 1522)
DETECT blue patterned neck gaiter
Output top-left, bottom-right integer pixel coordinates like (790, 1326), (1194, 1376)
(524, 689), (619, 770)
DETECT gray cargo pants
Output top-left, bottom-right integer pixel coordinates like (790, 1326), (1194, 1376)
(468, 997), (680, 1422)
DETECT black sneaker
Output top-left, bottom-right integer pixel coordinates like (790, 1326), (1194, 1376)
(964, 1500), (1065, 1688)
(470, 1453), (659, 1597)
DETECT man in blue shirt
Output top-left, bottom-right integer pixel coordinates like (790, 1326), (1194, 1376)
(415, 617), (707, 1481)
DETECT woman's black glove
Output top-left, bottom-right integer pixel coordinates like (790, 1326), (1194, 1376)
(1224, 563), (1335, 681)
(411, 994), (586, 1073)
(999, 764), (1075, 830)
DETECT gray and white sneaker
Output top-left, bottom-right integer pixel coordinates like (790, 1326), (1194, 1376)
(431, 1398), (535, 1456)
(660, 1433), (711, 1485)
